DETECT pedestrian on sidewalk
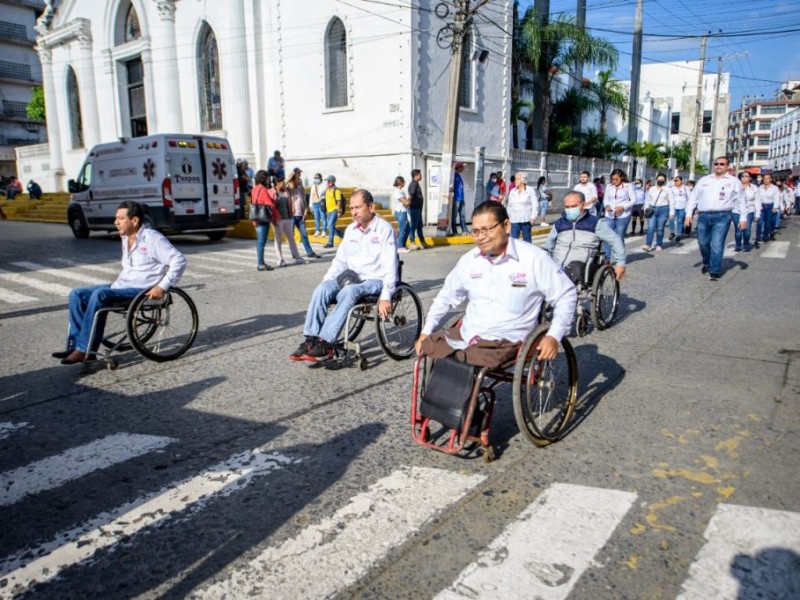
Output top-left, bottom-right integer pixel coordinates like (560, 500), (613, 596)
(449, 162), (468, 235)
(629, 178), (645, 235)
(505, 172), (538, 243)
(536, 176), (552, 226)
(323, 175), (345, 248)
(288, 168), (320, 259)
(684, 156), (747, 281)
(393, 175), (412, 252)
(407, 169), (430, 249)
(27, 180), (42, 200)
(310, 173), (326, 237)
(251, 170), (277, 271)
(641, 174), (673, 252)
(270, 175), (305, 267)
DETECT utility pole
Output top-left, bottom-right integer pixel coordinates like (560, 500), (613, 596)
(627, 0), (643, 149)
(689, 34), (708, 180)
(572, 0), (587, 140)
(709, 55), (723, 170)
(436, 0), (469, 236)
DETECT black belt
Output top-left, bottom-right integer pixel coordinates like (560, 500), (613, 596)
(698, 210), (732, 214)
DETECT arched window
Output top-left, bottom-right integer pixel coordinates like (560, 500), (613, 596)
(198, 24), (222, 131)
(123, 3), (141, 43)
(325, 18), (348, 109)
(66, 66), (84, 149)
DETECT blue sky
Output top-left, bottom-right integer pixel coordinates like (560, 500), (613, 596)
(516, 0), (800, 108)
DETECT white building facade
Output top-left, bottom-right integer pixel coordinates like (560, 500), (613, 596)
(584, 61), (729, 168)
(19, 0), (512, 222)
(768, 107), (800, 179)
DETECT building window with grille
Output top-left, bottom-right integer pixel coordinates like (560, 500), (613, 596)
(66, 66), (84, 149)
(127, 58), (147, 137)
(671, 113), (680, 134)
(325, 18), (348, 109)
(458, 30), (474, 110)
(198, 24), (222, 131)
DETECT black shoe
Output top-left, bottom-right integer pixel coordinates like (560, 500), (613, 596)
(675, 236), (682, 243)
(754, 242), (760, 249)
(60, 350), (87, 365)
(323, 244), (334, 248)
(701, 265), (708, 275)
(307, 253), (321, 259)
(257, 264), (273, 271)
(669, 233), (675, 241)
(744, 247), (751, 253)
(52, 350), (72, 359)
(769, 235), (776, 241)
(302, 339), (334, 362)
(708, 273), (720, 281)
(290, 336), (316, 362)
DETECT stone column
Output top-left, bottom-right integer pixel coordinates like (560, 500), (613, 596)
(221, 0), (252, 154)
(140, 45), (158, 134)
(36, 45), (64, 189)
(76, 26), (101, 148)
(151, 0), (183, 132)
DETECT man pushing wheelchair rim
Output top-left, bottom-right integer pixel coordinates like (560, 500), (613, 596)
(415, 202), (577, 365)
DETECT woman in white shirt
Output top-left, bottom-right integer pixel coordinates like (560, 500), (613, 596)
(735, 172), (758, 253)
(505, 172), (538, 242)
(642, 174), (674, 252)
(602, 168), (635, 260)
(392, 175), (411, 252)
(536, 176), (552, 225)
(668, 176), (690, 242)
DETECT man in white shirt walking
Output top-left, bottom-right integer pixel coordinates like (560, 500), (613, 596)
(684, 156), (747, 281)
(573, 170), (598, 216)
(415, 202), (576, 362)
(53, 201), (187, 364)
(290, 189), (398, 362)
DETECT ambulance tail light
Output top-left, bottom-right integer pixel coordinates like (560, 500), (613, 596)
(162, 177), (174, 208)
(233, 178), (240, 206)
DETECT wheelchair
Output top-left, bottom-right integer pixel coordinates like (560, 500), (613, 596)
(543, 244), (620, 337)
(410, 320), (579, 462)
(329, 275), (423, 371)
(69, 286), (199, 370)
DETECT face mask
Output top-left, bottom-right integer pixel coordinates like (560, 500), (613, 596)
(565, 207), (581, 221)
(313, 178), (322, 184)
(656, 180), (665, 186)
(635, 183), (642, 189)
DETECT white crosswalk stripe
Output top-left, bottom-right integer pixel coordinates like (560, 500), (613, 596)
(0, 422), (29, 440)
(670, 239), (700, 255)
(0, 268), (74, 297)
(436, 483), (637, 600)
(760, 241), (790, 259)
(677, 504), (800, 599)
(50, 258), (120, 277)
(0, 433), (176, 507)
(0, 448), (295, 599)
(196, 466), (486, 599)
(10, 262), (108, 285)
(0, 287), (37, 304)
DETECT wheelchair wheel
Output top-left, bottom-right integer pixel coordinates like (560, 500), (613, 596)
(590, 266), (619, 330)
(126, 287), (199, 362)
(376, 283), (422, 360)
(342, 311), (366, 342)
(512, 324), (578, 446)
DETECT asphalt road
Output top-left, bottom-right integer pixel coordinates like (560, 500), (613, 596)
(0, 217), (798, 599)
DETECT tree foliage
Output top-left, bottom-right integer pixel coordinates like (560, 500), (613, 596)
(26, 86), (46, 121)
(586, 70), (628, 135)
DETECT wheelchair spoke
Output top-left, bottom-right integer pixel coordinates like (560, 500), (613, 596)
(127, 288), (199, 362)
(376, 284), (422, 360)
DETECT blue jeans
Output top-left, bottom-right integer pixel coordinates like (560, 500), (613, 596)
(645, 206), (670, 247)
(408, 207), (425, 245)
(539, 200), (549, 222)
(312, 203), (326, 234)
(394, 210), (410, 248)
(732, 211), (754, 250)
(327, 210), (344, 246)
(673, 208), (686, 237)
(68, 284), (142, 352)
(303, 278), (384, 343)
(255, 222), (271, 266)
(773, 207), (781, 231)
(756, 204), (773, 241)
(604, 216), (630, 260)
(795, 197), (800, 215)
(697, 211), (731, 276)
(510, 221), (532, 243)
(292, 216), (315, 256)
(449, 201), (467, 234)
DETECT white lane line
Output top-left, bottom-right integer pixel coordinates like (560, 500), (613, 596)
(723, 243), (736, 258)
(760, 241), (790, 259)
(188, 254), (248, 267)
(0, 433), (176, 507)
(189, 262), (241, 274)
(0, 449), (294, 599)
(436, 483), (637, 600)
(671, 239), (699, 255)
(197, 466), (486, 599)
(50, 258), (120, 276)
(0, 269), (73, 296)
(10, 262), (107, 285)
(0, 287), (38, 304)
(677, 503), (800, 600)
(0, 422), (30, 440)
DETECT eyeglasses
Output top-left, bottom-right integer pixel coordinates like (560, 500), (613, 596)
(470, 222), (503, 238)
(713, 162), (728, 166)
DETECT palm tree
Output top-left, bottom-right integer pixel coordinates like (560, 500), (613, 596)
(581, 129), (625, 160)
(665, 139), (693, 170)
(521, 9), (619, 153)
(510, 1), (535, 149)
(626, 140), (667, 169)
(587, 70), (628, 135)
(551, 86), (595, 134)
(511, 99), (535, 149)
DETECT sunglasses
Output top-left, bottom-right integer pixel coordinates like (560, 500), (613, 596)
(713, 162), (728, 166)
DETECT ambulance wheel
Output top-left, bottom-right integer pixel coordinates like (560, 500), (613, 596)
(68, 208), (90, 239)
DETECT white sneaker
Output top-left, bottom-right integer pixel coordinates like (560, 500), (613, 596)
(278, 259), (287, 268)
(397, 247), (410, 254)
(295, 257), (306, 264)
(313, 230), (320, 237)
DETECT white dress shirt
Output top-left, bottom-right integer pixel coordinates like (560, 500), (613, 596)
(324, 213), (398, 301)
(742, 185), (759, 219)
(421, 238), (577, 344)
(645, 185), (674, 213)
(573, 182), (598, 215)
(686, 173), (746, 220)
(113, 226), (187, 291)
(505, 185), (539, 223)
(603, 182), (635, 218)
(756, 184), (780, 213)
(670, 185), (690, 210)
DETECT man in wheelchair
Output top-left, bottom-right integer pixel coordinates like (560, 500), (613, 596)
(415, 202), (576, 364)
(543, 190), (626, 287)
(290, 189), (398, 363)
(52, 201), (187, 365)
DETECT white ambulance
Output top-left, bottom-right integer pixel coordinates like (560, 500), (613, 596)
(67, 134), (240, 240)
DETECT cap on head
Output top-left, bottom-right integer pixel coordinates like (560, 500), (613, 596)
(326, 175), (336, 182)
(454, 162), (465, 169)
(274, 150), (281, 156)
(293, 167), (302, 174)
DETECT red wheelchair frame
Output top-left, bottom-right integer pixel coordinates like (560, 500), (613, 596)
(410, 322), (579, 462)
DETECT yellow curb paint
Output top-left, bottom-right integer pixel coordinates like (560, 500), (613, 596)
(652, 467), (720, 485)
(716, 486), (735, 501)
(630, 523), (646, 535)
(625, 555), (639, 570)
(715, 436), (744, 459)
(645, 496), (683, 532)
(698, 455), (718, 470)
